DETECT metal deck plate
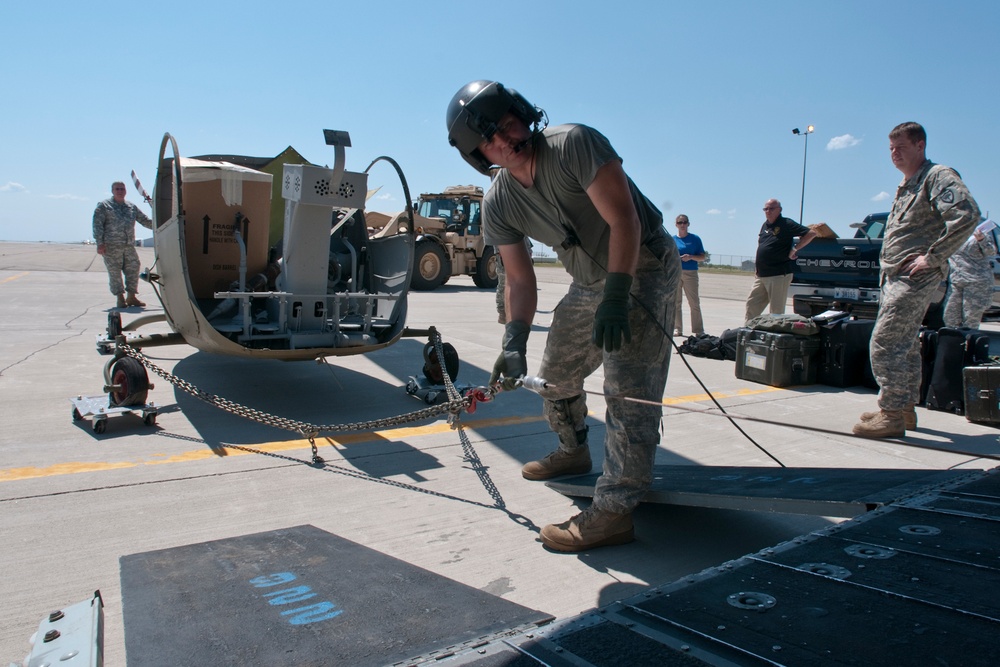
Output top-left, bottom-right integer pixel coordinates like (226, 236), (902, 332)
(119, 525), (552, 666)
(404, 467), (1000, 666)
(630, 556), (999, 666)
(760, 510), (1000, 620)
(546, 465), (975, 517)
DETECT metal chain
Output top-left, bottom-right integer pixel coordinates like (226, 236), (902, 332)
(116, 335), (535, 527)
(119, 333), (478, 440)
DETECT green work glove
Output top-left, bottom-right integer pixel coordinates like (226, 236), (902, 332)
(592, 272), (633, 352)
(490, 320), (530, 391)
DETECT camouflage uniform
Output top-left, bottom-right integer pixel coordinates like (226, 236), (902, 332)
(536, 239), (678, 513)
(495, 254), (506, 323)
(484, 124), (680, 515)
(872, 160), (980, 410)
(93, 198), (153, 296)
(943, 233), (996, 328)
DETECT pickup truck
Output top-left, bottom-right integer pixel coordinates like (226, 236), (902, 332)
(790, 211), (1000, 322)
(789, 213), (887, 319)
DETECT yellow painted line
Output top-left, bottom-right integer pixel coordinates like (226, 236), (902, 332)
(0, 387), (784, 483)
(1, 272), (29, 284)
(665, 386), (782, 404)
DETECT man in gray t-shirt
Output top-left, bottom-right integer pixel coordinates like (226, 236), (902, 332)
(447, 80), (680, 552)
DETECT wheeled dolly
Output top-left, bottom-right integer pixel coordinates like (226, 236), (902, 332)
(70, 395), (158, 434)
(405, 338), (469, 404)
(405, 375), (473, 405)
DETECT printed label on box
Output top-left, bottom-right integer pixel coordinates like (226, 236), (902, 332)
(745, 352), (767, 370)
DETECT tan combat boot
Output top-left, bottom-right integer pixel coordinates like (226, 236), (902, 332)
(861, 406), (917, 430)
(125, 292), (146, 308)
(540, 506), (634, 552)
(852, 409), (906, 439)
(116, 293), (127, 308)
(521, 446), (592, 481)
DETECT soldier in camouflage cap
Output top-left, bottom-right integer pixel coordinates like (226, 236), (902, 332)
(855, 123), (981, 438)
(93, 181), (153, 308)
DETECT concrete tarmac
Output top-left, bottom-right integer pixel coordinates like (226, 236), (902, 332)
(1, 242), (997, 665)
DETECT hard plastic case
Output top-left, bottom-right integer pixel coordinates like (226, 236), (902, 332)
(735, 328), (821, 388)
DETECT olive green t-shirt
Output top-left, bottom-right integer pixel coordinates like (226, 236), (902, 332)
(483, 124), (663, 287)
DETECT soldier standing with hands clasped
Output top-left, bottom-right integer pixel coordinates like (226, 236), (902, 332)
(943, 223), (996, 329)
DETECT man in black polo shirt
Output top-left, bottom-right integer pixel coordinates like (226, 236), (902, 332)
(744, 198), (817, 322)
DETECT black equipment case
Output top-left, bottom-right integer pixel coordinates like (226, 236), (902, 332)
(925, 327), (992, 415)
(817, 318), (877, 389)
(735, 328), (821, 388)
(963, 365), (1000, 424)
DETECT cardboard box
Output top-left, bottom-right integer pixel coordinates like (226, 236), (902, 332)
(175, 159), (273, 298)
(809, 222), (838, 239)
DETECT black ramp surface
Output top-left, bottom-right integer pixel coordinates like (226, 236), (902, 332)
(547, 465), (974, 517)
(635, 557), (1000, 666)
(760, 511), (1000, 620)
(120, 525), (551, 666)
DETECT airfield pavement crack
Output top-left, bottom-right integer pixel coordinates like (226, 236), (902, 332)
(0, 329), (87, 378)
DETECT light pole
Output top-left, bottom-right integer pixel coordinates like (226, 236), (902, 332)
(792, 125), (814, 225)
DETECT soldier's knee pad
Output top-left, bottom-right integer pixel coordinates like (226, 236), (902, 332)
(543, 395), (589, 447)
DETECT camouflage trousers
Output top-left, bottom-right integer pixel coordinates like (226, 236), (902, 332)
(495, 256), (506, 324)
(943, 280), (993, 329)
(102, 243), (142, 296)
(871, 270), (942, 411)
(536, 244), (680, 515)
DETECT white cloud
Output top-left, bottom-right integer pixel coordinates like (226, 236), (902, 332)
(46, 193), (88, 201)
(826, 134), (861, 151)
(871, 191), (891, 202)
(705, 208), (722, 215)
(727, 208), (737, 219)
(1, 182), (27, 193)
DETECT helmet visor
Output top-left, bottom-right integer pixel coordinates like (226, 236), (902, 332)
(448, 82), (517, 154)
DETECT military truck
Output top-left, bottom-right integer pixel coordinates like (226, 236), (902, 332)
(369, 185), (497, 291)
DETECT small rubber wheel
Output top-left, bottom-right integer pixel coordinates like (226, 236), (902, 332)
(143, 412), (157, 426)
(108, 311), (123, 338)
(109, 357), (150, 407)
(93, 420), (107, 434)
(422, 341), (460, 384)
(72, 407), (83, 422)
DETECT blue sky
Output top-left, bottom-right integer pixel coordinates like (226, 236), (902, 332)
(2, 1), (998, 259)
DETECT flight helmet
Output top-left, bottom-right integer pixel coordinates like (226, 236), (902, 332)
(446, 80), (546, 175)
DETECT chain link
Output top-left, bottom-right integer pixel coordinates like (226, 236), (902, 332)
(117, 334), (533, 530)
(118, 331), (485, 440)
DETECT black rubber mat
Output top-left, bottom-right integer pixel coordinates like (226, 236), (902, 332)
(120, 524), (551, 666)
